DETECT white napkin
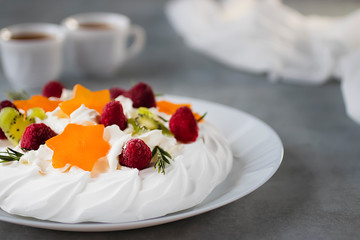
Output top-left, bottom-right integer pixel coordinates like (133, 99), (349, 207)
(166, 0), (360, 124)
(340, 50), (360, 125)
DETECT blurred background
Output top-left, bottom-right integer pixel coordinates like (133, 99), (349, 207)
(0, 0), (360, 239)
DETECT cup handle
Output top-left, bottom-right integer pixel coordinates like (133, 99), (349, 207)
(126, 24), (146, 59)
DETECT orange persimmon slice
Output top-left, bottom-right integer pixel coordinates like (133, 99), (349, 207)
(14, 95), (61, 113)
(59, 84), (110, 116)
(157, 100), (191, 115)
(157, 100), (204, 122)
(46, 124), (110, 172)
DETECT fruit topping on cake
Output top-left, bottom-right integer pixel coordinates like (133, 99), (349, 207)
(0, 129), (6, 140)
(157, 100), (205, 122)
(126, 82), (156, 108)
(119, 138), (152, 170)
(42, 81), (64, 98)
(157, 100), (191, 115)
(109, 87), (127, 99)
(26, 107), (47, 121)
(21, 123), (57, 150)
(128, 107), (172, 136)
(0, 100), (18, 140)
(0, 82), (206, 169)
(14, 95), (61, 113)
(46, 124), (110, 171)
(169, 106), (199, 143)
(59, 84), (110, 116)
(0, 107), (33, 145)
(108, 82), (156, 108)
(0, 100), (18, 111)
(101, 101), (127, 130)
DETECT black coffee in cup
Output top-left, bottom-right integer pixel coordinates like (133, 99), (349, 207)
(78, 22), (114, 30)
(9, 32), (52, 40)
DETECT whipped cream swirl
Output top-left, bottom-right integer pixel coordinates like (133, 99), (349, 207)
(0, 97), (232, 223)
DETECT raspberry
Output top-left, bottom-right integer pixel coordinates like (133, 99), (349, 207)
(21, 123), (57, 150)
(0, 129), (6, 140)
(127, 82), (156, 108)
(0, 100), (18, 111)
(101, 101), (127, 130)
(42, 81), (64, 98)
(169, 106), (199, 143)
(109, 87), (127, 99)
(119, 138), (152, 170)
(0, 100), (18, 140)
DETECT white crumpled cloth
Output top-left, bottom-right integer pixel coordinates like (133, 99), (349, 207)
(166, 0), (360, 124)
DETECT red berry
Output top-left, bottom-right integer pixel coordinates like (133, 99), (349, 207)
(109, 87), (127, 99)
(101, 101), (127, 130)
(0, 100), (18, 140)
(0, 129), (6, 140)
(119, 138), (152, 170)
(127, 82), (156, 108)
(21, 123), (57, 150)
(0, 100), (17, 111)
(169, 106), (199, 143)
(42, 81), (64, 98)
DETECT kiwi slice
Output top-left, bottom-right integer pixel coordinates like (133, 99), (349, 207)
(136, 115), (161, 130)
(129, 108), (172, 136)
(0, 107), (32, 146)
(27, 107), (47, 121)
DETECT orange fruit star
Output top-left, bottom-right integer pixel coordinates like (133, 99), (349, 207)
(59, 84), (110, 116)
(157, 100), (192, 115)
(46, 124), (110, 172)
(157, 100), (204, 122)
(14, 95), (61, 113)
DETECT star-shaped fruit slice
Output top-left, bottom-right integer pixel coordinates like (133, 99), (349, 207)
(59, 84), (110, 116)
(157, 100), (204, 122)
(14, 95), (61, 113)
(157, 100), (191, 115)
(46, 124), (110, 172)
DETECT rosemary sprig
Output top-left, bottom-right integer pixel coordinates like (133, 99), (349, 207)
(0, 148), (24, 163)
(152, 146), (172, 174)
(157, 115), (168, 123)
(197, 112), (207, 122)
(6, 90), (30, 101)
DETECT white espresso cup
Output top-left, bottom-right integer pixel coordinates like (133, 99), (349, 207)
(0, 23), (64, 89)
(62, 12), (146, 76)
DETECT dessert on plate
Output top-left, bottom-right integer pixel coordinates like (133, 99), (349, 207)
(0, 81), (233, 223)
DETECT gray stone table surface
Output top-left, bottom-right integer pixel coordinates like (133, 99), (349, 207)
(0, 0), (359, 239)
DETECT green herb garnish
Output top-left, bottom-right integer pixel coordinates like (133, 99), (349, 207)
(0, 148), (24, 163)
(152, 145), (172, 174)
(6, 90), (30, 101)
(197, 112), (207, 122)
(157, 115), (168, 123)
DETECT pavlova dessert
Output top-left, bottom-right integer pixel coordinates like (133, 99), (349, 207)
(0, 81), (232, 223)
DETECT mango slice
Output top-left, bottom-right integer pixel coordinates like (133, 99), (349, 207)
(46, 124), (110, 172)
(157, 100), (203, 122)
(14, 95), (61, 113)
(59, 84), (110, 116)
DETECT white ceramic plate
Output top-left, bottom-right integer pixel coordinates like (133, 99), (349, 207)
(0, 96), (283, 232)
